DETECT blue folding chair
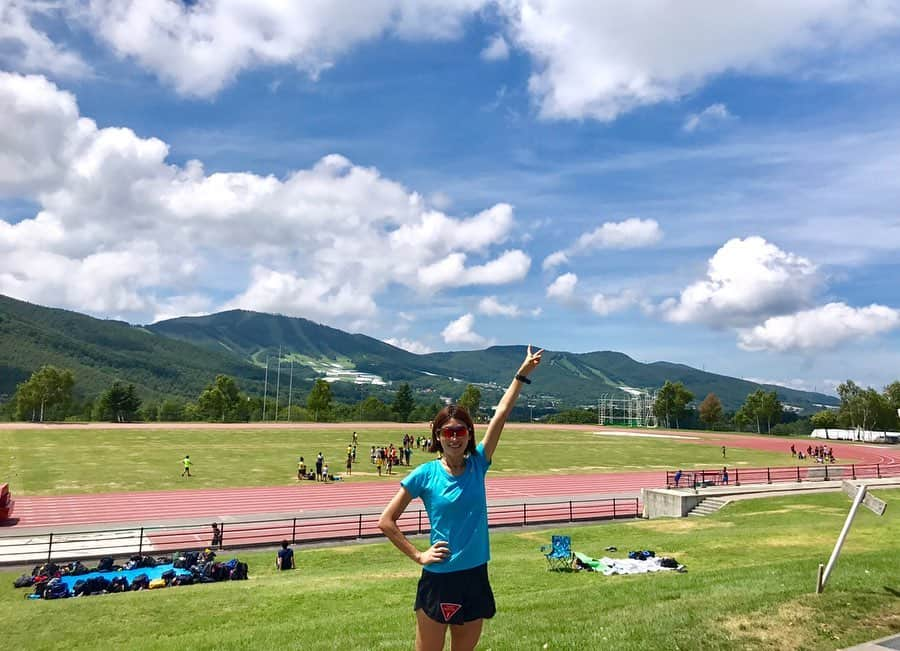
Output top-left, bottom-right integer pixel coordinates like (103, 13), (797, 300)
(540, 535), (574, 571)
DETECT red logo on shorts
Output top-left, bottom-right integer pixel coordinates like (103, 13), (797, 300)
(440, 602), (462, 621)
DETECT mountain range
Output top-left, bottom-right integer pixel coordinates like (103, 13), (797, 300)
(0, 294), (839, 413)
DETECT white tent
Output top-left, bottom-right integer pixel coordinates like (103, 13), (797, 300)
(810, 428), (900, 444)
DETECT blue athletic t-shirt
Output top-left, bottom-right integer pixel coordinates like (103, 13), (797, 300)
(401, 443), (491, 573)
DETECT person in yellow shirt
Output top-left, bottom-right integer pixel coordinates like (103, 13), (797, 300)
(181, 455), (193, 478)
(297, 457), (307, 481)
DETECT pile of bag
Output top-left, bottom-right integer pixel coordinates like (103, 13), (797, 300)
(12, 550), (249, 600)
(172, 549), (249, 583)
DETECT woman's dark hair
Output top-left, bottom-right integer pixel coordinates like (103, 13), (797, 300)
(429, 404), (476, 455)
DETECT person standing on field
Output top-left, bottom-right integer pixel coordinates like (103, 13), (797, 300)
(379, 345), (542, 651)
(181, 455), (192, 478)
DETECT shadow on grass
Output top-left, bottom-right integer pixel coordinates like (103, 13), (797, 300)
(883, 586), (900, 598)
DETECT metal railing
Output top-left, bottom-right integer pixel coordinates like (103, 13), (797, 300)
(665, 463), (898, 489)
(0, 497), (640, 566)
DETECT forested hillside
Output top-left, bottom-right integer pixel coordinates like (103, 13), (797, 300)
(0, 295), (264, 400)
(0, 295), (840, 412)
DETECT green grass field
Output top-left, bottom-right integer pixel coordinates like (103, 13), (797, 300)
(0, 426), (814, 495)
(1, 490), (898, 650)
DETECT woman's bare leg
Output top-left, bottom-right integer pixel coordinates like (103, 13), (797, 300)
(449, 619), (483, 651)
(416, 609), (449, 651)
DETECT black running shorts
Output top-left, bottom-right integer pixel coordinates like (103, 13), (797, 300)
(415, 563), (496, 625)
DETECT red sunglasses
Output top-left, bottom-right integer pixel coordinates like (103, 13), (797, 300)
(439, 425), (469, 439)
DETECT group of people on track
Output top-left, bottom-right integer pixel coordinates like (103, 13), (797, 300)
(791, 443), (836, 463)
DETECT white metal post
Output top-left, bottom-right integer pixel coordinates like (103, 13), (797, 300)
(818, 485), (867, 592)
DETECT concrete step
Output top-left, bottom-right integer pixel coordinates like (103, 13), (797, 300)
(687, 497), (730, 517)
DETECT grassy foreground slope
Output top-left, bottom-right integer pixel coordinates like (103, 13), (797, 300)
(0, 426), (813, 495)
(2, 490), (898, 650)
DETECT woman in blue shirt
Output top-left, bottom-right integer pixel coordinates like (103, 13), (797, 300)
(379, 345), (542, 651)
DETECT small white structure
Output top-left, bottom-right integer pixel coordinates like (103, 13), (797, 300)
(598, 391), (657, 427)
(810, 428), (900, 444)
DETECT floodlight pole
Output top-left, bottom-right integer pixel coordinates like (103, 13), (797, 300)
(287, 358), (293, 422)
(274, 345), (282, 422)
(262, 357), (269, 421)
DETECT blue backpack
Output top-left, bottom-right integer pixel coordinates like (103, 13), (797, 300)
(45, 580), (69, 600)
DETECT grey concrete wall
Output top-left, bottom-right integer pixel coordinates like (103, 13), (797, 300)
(641, 488), (704, 519)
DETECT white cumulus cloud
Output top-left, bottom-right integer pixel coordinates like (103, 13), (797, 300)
(79, 0), (491, 97)
(481, 33), (510, 61)
(543, 218), (661, 270)
(417, 249), (530, 290)
(9, 1), (900, 121)
(478, 295), (521, 317)
(541, 250), (569, 270)
(441, 313), (488, 346)
(0, 71), (526, 324)
(501, 1), (900, 121)
(591, 290), (638, 316)
(738, 302), (900, 352)
(384, 337), (433, 354)
(572, 218), (662, 251)
(546, 272), (577, 300)
(662, 236), (820, 328)
(683, 103), (733, 133)
(0, 1), (90, 78)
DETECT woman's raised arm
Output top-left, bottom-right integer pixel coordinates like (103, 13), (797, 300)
(480, 345), (543, 461)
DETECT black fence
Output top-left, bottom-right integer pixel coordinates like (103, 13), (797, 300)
(665, 463), (898, 489)
(0, 497), (640, 567)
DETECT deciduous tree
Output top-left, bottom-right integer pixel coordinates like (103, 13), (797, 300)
(358, 396), (392, 421)
(741, 389), (782, 433)
(197, 374), (243, 421)
(698, 393), (723, 429)
(15, 365), (75, 422)
(810, 409), (839, 429)
(307, 379), (333, 422)
(760, 390), (783, 433)
(653, 381), (694, 429)
(458, 384), (482, 418)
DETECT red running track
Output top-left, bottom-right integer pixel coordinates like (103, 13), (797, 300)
(7, 434), (899, 530)
(7, 471), (659, 529)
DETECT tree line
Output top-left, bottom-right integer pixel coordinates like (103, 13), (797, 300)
(5, 364), (898, 433)
(651, 379), (900, 435)
(1, 365), (486, 424)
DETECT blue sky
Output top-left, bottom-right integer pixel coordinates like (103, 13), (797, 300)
(2, 1), (900, 396)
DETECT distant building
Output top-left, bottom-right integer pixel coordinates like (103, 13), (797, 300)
(810, 428), (899, 444)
